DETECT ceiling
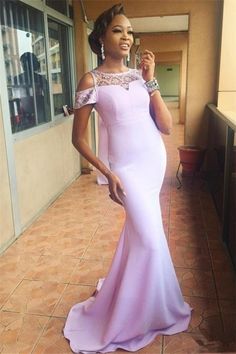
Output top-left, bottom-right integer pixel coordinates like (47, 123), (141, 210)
(130, 15), (189, 34)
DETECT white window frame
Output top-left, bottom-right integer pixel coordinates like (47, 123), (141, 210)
(1, 0), (75, 142)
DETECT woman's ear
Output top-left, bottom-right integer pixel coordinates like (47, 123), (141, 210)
(99, 35), (104, 45)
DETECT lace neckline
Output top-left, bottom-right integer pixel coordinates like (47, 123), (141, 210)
(91, 68), (141, 91)
(93, 68), (132, 75)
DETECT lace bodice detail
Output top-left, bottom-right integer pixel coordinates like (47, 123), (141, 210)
(74, 87), (96, 109)
(74, 68), (143, 110)
(91, 69), (141, 90)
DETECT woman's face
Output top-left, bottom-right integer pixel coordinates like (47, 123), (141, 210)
(102, 15), (134, 60)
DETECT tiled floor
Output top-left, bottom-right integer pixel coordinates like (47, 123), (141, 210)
(1, 112), (236, 353)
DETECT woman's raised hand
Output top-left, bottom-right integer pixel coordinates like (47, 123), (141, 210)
(140, 49), (155, 82)
(107, 172), (126, 206)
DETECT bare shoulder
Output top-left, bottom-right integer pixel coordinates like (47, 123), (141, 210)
(77, 72), (95, 91)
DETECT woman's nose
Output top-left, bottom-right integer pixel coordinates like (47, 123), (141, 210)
(121, 31), (129, 39)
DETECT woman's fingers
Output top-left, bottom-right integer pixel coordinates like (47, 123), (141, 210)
(141, 50), (155, 68)
(117, 181), (126, 196)
(142, 50), (155, 60)
(114, 183), (125, 205)
(143, 49), (155, 58)
(109, 190), (123, 205)
(108, 174), (126, 206)
(140, 49), (156, 81)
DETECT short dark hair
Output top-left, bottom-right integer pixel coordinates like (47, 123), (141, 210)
(20, 52), (40, 71)
(88, 3), (125, 57)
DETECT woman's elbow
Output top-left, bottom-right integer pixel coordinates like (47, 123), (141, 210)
(72, 135), (82, 150)
(159, 121), (172, 135)
(72, 135), (77, 147)
(161, 127), (171, 135)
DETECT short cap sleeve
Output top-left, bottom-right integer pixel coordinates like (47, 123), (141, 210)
(74, 86), (97, 109)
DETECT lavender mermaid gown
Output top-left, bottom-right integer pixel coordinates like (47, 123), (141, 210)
(64, 69), (191, 353)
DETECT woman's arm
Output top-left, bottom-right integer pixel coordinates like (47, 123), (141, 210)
(141, 50), (172, 135)
(149, 90), (172, 135)
(72, 73), (126, 205)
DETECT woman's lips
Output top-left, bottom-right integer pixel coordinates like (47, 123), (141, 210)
(120, 43), (129, 50)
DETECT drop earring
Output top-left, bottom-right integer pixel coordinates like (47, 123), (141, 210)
(127, 52), (130, 62)
(101, 43), (105, 60)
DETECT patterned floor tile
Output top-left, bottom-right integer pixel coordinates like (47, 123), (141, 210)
(135, 336), (162, 353)
(210, 247), (235, 272)
(59, 223), (99, 239)
(214, 271), (236, 300)
(163, 332), (201, 353)
(0, 275), (21, 310)
(169, 230), (208, 250)
(83, 239), (118, 261)
(5, 235), (53, 256)
(169, 240), (211, 270)
(94, 226), (121, 241)
(169, 222), (205, 235)
(70, 259), (111, 286)
(53, 284), (95, 318)
(185, 296), (223, 341)
(24, 219), (98, 239)
(163, 332), (224, 353)
(3, 280), (66, 316)
(25, 255), (79, 283)
(175, 268), (216, 298)
(42, 237), (90, 257)
(0, 311), (48, 354)
(204, 225), (221, 240)
(0, 252), (40, 279)
(101, 218), (125, 231)
(32, 317), (72, 354)
(219, 299), (236, 347)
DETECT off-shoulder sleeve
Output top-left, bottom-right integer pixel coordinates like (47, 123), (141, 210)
(74, 86), (97, 109)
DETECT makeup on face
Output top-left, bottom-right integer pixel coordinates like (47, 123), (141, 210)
(111, 25), (134, 37)
(102, 15), (134, 59)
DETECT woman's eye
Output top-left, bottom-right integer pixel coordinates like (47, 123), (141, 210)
(112, 28), (134, 36)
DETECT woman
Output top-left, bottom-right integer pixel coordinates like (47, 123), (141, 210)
(64, 3), (191, 353)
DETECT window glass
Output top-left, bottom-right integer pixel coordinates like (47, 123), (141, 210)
(0, 1), (51, 133)
(69, 4), (74, 20)
(48, 19), (72, 115)
(46, 0), (67, 16)
(68, 0), (73, 19)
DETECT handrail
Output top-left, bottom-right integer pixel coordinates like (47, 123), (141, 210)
(207, 103), (236, 131)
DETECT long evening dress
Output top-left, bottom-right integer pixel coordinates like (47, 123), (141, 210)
(64, 69), (191, 353)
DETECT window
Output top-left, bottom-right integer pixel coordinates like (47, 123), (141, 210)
(46, 0), (67, 16)
(46, 0), (73, 19)
(1, 1), (50, 133)
(0, 0), (74, 135)
(48, 19), (72, 116)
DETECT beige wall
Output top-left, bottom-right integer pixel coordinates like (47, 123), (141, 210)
(14, 119), (81, 228)
(78, 0), (222, 146)
(0, 103), (15, 252)
(0, 107), (81, 253)
(138, 32), (188, 124)
(218, 0), (236, 111)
